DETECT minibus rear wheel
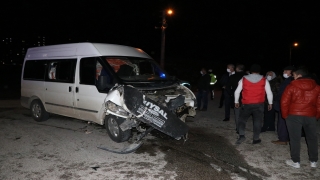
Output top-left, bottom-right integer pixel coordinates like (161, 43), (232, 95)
(30, 99), (49, 122)
(105, 115), (131, 143)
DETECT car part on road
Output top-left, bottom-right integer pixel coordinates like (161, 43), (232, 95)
(30, 99), (49, 122)
(97, 126), (154, 154)
(97, 141), (144, 154)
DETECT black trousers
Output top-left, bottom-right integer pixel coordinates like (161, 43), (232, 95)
(286, 115), (318, 163)
(219, 88), (225, 107)
(238, 103), (264, 140)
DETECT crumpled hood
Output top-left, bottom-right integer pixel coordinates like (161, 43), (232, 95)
(291, 78), (318, 91)
(243, 74), (263, 83)
(266, 71), (276, 80)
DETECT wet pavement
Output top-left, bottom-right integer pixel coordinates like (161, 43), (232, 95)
(136, 127), (269, 180)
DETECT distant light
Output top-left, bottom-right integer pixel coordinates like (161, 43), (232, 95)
(160, 73), (166, 78)
(167, 9), (173, 15)
(293, 42), (298, 47)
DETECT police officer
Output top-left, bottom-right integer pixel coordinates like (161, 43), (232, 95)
(208, 69), (217, 100)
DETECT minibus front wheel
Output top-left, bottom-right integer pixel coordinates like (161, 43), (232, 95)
(105, 115), (131, 143)
(30, 99), (49, 122)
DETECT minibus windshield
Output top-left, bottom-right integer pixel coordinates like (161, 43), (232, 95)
(103, 57), (170, 81)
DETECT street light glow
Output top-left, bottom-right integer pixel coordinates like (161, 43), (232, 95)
(293, 42), (298, 47)
(167, 9), (173, 15)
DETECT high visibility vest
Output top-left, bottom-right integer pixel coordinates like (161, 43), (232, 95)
(209, 73), (217, 85)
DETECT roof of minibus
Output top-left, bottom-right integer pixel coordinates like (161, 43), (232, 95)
(24, 43), (151, 60)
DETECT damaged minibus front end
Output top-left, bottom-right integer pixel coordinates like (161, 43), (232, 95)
(99, 84), (196, 153)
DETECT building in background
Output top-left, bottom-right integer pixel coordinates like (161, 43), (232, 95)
(0, 35), (46, 65)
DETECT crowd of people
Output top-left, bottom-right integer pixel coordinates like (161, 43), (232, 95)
(195, 63), (320, 169)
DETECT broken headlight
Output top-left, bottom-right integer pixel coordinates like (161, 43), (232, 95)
(106, 101), (129, 117)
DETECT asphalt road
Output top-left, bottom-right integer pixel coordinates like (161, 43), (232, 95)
(1, 91), (319, 179)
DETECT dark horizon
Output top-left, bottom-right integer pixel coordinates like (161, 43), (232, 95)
(1, 1), (320, 80)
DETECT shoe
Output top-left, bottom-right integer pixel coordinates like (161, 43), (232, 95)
(253, 139), (261, 144)
(236, 136), (246, 145)
(271, 140), (288, 145)
(286, 159), (300, 168)
(310, 161), (317, 168)
(223, 118), (230, 121)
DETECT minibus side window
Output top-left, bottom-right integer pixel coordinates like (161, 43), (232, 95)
(80, 57), (96, 85)
(23, 60), (47, 80)
(80, 57), (114, 92)
(46, 59), (76, 83)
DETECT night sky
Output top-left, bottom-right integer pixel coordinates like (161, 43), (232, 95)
(2, 0), (320, 80)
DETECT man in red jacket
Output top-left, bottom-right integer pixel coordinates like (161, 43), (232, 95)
(281, 68), (320, 169)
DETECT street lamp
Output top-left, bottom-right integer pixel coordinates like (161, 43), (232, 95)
(289, 42), (298, 65)
(160, 9), (173, 69)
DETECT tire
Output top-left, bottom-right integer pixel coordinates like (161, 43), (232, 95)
(30, 99), (49, 122)
(105, 115), (131, 143)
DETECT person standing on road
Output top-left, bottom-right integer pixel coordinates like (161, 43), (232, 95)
(225, 64), (246, 134)
(272, 66), (295, 145)
(281, 67), (320, 169)
(219, 64), (235, 121)
(234, 64), (273, 145)
(208, 69), (217, 100)
(196, 68), (211, 111)
(261, 71), (280, 132)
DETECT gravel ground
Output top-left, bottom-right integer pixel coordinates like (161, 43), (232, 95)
(1, 90), (320, 179)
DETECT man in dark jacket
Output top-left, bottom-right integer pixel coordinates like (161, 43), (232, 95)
(272, 65), (295, 145)
(225, 64), (246, 133)
(196, 68), (211, 111)
(261, 71), (280, 132)
(281, 68), (320, 169)
(219, 64), (235, 120)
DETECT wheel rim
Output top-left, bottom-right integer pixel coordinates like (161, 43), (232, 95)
(32, 103), (41, 118)
(108, 117), (119, 137)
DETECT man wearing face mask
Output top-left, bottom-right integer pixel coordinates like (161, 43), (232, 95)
(272, 66), (296, 145)
(261, 71), (280, 132)
(196, 68), (211, 111)
(219, 64), (235, 121)
(225, 64), (246, 133)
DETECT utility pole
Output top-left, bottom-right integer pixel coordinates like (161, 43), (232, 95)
(160, 10), (167, 69)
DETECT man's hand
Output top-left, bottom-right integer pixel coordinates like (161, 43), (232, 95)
(235, 103), (239, 108)
(268, 104), (272, 111)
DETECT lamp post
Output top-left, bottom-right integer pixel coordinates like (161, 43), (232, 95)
(160, 9), (173, 69)
(289, 42), (298, 65)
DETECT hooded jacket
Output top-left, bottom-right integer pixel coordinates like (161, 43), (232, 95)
(281, 78), (320, 119)
(265, 71), (280, 104)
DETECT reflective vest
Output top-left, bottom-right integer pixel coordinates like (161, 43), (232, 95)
(209, 73), (217, 85)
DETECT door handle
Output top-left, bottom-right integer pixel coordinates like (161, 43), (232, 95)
(76, 87), (79, 93)
(69, 86), (72, 92)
